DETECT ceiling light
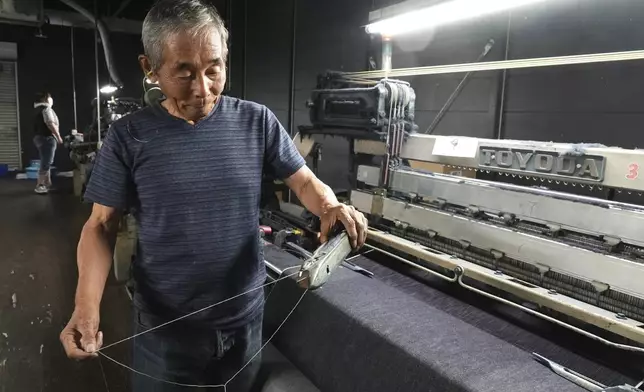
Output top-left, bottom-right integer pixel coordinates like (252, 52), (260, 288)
(100, 84), (118, 94)
(366, 0), (550, 36)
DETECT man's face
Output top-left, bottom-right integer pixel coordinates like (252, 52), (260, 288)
(144, 29), (226, 122)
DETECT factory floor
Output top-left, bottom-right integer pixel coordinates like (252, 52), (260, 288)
(0, 178), (131, 391)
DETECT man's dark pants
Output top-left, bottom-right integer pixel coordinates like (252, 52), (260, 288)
(132, 308), (263, 392)
(33, 135), (56, 175)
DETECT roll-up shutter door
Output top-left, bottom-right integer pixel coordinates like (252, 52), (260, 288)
(0, 61), (21, 170)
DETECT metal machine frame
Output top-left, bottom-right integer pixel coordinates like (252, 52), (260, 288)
(356, 134), (644, 191)
(342, 133), (644, 349)
(284, 77), (644, 351)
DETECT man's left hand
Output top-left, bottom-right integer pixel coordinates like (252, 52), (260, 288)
(320, 204), (368, 249)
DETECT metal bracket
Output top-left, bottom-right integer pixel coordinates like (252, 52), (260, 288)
(454, 267), (644, 353)
(533, 353), (643, 392)
(298, 232), (353, 290)
(371, 189), (386, 217)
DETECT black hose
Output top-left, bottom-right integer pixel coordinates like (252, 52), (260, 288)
(59, 0), (124, 88)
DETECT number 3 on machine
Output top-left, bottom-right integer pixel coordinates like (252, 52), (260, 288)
(627, 163), (640, 180)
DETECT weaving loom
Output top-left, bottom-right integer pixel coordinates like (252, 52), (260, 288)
(258, 76), (644, 391)
(349, 135), (644, 348)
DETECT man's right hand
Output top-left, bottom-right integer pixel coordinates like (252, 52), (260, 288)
(60, 306), (103, 360)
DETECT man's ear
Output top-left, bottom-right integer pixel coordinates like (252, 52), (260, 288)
(138, 55), (156, 82)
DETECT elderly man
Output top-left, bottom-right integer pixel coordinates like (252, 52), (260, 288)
(60, 0), (367, 391)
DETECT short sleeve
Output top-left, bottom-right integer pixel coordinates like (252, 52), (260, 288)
(42, 107), (58, 126)
(84, 125), (133, 209)
(263, 107), (306, 180)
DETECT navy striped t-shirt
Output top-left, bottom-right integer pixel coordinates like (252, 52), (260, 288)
(84, 96), (305, 327)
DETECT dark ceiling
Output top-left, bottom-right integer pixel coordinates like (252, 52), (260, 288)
(42, 0), (228, 22)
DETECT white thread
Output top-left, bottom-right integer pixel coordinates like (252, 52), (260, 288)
(99, 270), (300, 352)
(98, 356), (111, 392)
(98, 352), (224, 389)
(98, 288), (309, 389)
(346, 249), (373, 262)
(225, 289), (308, 387)
(264, 266), (301, 305)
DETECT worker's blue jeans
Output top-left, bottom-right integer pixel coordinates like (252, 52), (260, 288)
(131, 308), (263, 392)
(33, 135), (56, 175)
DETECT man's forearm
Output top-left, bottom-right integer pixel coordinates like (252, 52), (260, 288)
(47, 123), (62, 140)
(287, 167), (367, 247)
(294, 175), (339, 217)
(75, 223), (114, 310)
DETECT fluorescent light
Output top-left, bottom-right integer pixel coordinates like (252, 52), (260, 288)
(100, 85), (118, 94)
(366, 0), (549, 36)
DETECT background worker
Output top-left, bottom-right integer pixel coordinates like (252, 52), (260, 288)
(32, 92), (63, 194)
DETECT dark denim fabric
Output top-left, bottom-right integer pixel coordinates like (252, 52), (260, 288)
(132, 308), (263, 392)
(33, 135), (56, 174)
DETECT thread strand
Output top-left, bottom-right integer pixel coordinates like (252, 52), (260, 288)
(225, 289), (308, 386)
(98, 272), (308, 389)
(264, 266), (301, 305)
(99, 352), (225, 389)
(98, 356), (111, 392)
(99, 270), (300, 352)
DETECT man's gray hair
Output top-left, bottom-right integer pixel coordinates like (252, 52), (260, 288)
(142, 0), (229, 70)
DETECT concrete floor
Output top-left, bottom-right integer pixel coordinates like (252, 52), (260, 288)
(0, 178), (131, 391)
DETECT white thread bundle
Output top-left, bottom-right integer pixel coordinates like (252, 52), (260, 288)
(98, 268), (307, 389)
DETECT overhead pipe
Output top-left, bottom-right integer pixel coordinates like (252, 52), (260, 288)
(112, 0), (133, 17)
(0, 10), (141, 33)
(1, 0), (16, 13)
(0, 0), (39, 26)
(0, 16), (39, 27)
(59, 0), (124, 88)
